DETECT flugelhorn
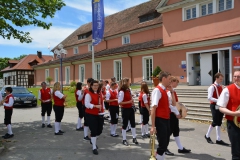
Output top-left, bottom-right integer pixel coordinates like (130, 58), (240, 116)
(176, 102), (187, 118)
(233, 105), (240, 128)
(149, 134), (156, 160)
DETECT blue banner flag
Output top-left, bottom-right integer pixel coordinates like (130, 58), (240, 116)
(92, 0), (105, 46)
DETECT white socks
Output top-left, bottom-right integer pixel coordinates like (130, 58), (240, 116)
(216, 126), (221, 141)
(131, 128), (136, 138)
(47, 116), (51, 125)
(77, 118), (82, 129)
(139, 115), (143, 123)
(174, 136), (183, 150)
(156, 153), (165, 160)
(55, 122), (59, 133)
(122, 129), (127, 140)
(110, 124), (114, 135)
(206, 125), (213, 138)
(91, 137), (97, 150)
(145, 124), (149, 134)
(42, 116), (45, 124)
(7, 124), (13, 135)
(114, 124), (117, 134)
(141, 125), (145, 135)
(84, 126), (89, 137)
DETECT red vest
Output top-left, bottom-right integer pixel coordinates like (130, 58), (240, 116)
(75, 90), (82, 102)
(173, 91), (178, 102)
(40, 88), (51, 102)
(53, 91), (64, 107)
(141, 93), (150, 107)
(155, 86), (170, 119)
(121, 89), (132, 108)
(225, 84), (240, 122)
(210, 84), (223, 104)
(4, 94), (14, 110)
(109, 89), (118, 106)
(85, 92), (104, 115)
(138, 92), (143, 101)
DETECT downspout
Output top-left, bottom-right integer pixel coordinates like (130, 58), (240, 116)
(71, 61), (75, 82)
(127, 52), (133, 84)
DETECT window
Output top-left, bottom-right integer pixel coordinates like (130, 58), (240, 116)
(54, 68), (59, 82)
(45, 69), (49, 81)
(185, 6), (197, 20)
(95, 62), (101, 80)
(201, 2), (213, 16)
(73, 47), (79, 54)
(122, 35), (130, 45)
(88, 44), (92, 52)
(114, 60), (122, 82)
(139, 12), (160, 23)
(79, 65), (85, 83)
(218, 0), (233, 12)
(142, 56), (153, 81)
(65, 66), (70, 85)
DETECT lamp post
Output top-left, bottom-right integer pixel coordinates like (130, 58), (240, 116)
(54, 44), (67, 93)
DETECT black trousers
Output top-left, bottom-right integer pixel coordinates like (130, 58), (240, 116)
(227, 120), (240, 160)
(169, 112), (180, 137)
(41, 102), (52, 116)
(83, 105), (88, 127)
(86, 113), (104, 137)
(4, 109), (13, 125)
(121, 107), (136, 129)
(104, 101), (109, 110)
(109, 106), (119, 124)
(138, 101), (143, 114)
(53, 105), (64, 122)
(210, 104), (224, 127)
(76, 102), (84, 118)
(142, 107), (149, 125)
(156, 117), (170, 156)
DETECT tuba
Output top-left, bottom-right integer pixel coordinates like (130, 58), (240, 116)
(149, 134), (156, 160)
(176, 102), (187, 118)
(233, 105), (240, 128)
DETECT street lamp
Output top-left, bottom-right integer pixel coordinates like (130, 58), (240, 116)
(54, 44), (67, 93)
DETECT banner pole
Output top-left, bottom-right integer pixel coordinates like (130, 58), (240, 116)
(92, 44), (95, 79)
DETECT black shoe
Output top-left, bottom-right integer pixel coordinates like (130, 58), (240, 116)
(145, 133), (150, 138)
(141, 135), (147, 138)
(122, 140), (129, 146)
(92, 149), (98, 155)
(165, 149), (174, 156)
(59, 130), (65, 133)
(54, 132), (63, 135)
(83, 136), (91, 141)
(42, 124), (45, 128)
(133, 138), (139, 145)
(126, 128), (131, 132)
(2, 133), (14, 139)
(76, 127), (84, 131)
(178, 147), (191, 153)
(110, 134), (119, 137)
(47, 124), (52, 128)
(204, 135), (213, 144)
(216, 140), (229, 146)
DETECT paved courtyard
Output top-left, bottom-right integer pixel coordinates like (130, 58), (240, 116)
(0, 106), (231, 160)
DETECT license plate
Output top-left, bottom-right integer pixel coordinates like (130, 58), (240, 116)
(24, 101), (31, 103)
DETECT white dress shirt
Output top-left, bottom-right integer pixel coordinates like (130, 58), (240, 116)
(106, 84), (110, 91)
(208, 82), (221, 103)
(3, 95), (14, 107)
(76, 90), (84, 101)
(85, 93), (105, 115)
(54, 90), (64, 99)
(217, 83), (240, 108)
(142, 93), (148, 104)
(38, 88), (53, 102)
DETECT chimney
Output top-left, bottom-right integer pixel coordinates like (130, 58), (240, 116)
(37, 51), (42, 58)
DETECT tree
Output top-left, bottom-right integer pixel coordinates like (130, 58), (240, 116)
(0, 0), (65, 43)
(13, 55), (27, 60)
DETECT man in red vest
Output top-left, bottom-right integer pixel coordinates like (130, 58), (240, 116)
(38, 82), (53, 128)
(204, 73), (228, 145)
(150, 71), (174, 160)
(218, 69), (240, 160)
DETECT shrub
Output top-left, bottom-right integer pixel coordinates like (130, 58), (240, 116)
(152, 66), (162, 77)
(46, 77), (53, 85)
(70, 81), (76, 87)
(69, 86), (76, 93)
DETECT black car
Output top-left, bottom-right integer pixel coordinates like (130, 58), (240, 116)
(1, 87), (37, 107)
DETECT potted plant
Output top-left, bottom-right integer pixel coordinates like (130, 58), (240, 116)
(46, 77), (53, 86)
(152, 66), (161, 87)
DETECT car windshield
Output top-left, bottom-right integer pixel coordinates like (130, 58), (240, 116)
(12, 88), (30, 94)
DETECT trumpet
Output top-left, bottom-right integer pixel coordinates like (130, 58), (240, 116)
(233, 105), (240, 128)
(149, 134), (156, 160)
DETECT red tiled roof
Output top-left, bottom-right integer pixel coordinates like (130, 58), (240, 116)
(56, 0), (162, 49)
(8, 60), (20, 64)
(1, 54), (53, 72)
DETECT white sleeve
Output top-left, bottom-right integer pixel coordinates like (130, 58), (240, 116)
(167, 91), (172, 105)
(151, 88), (161, 107)
(142, 94), (148, 104)
(208, 86), (218, 102)
(105, 91), (110, 100)
(118, 91), (124, 103)
(77, 90), (84, 101)
(55, 91), (64, 99)
(217, 88), (229, 108)
(106, 85), (110, 91)
(167, 91), (179, 115)
(84, 93), (94, 109)
(38, 90), (41, 100)
(4, 97), (14, 107)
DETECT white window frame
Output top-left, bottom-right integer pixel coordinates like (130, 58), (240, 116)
(95, 62), (101, 80)
(54, 68), (59, 82)
(79, 64), (85, 83)
(200, 1), (214, 16)
(142, 56), (153, 82)
(88, 44), (92, 52)
(45, 69), (49, 83)
(217, 0), (234, 12)
(73, 46), (79, 54)
(65, 66), (70, 85)
(122, 35), (130, 45)
(114, 60), (122, 82)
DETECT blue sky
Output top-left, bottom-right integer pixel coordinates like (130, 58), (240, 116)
(0, 0), (149, 59)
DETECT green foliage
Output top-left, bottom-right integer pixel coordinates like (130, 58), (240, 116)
(152, 66), (162, 77)
(0, 0), (66, 43)
(46, 77), (53, 85)
(70, 81), (76, 87)
(13, 54), (27, 60)
(69, 86), (76, 93)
